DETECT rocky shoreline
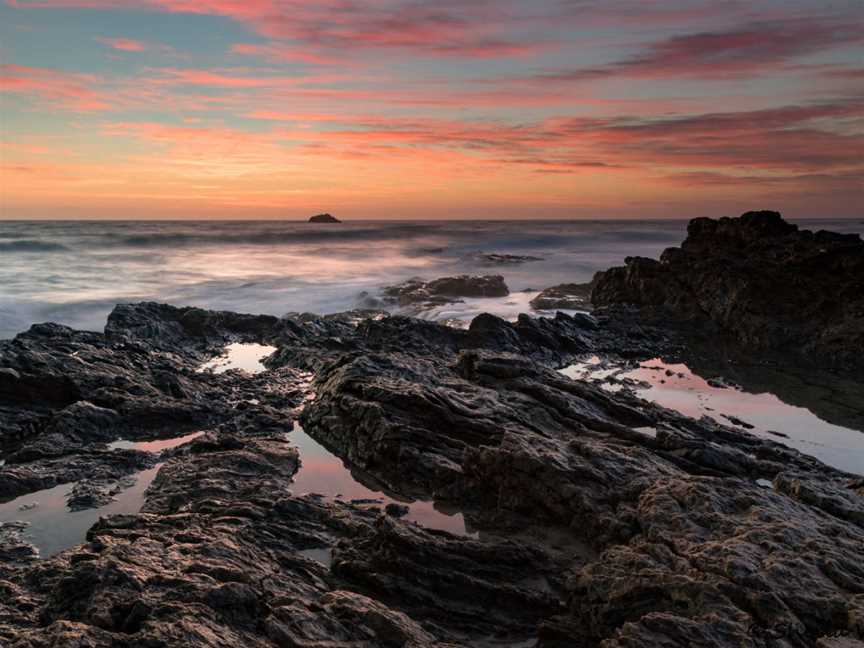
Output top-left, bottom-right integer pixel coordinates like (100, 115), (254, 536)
(1, 213), (863, 647)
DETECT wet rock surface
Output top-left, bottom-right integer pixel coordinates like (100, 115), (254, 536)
(465, 252), (544, 266)
(591, 211), (864, 374)
(382, 274), (509, 310)
(530, 283), (593, 311)
(1, 298), (863, 647)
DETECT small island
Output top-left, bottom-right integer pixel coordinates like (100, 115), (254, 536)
(309, 213), (341, 223)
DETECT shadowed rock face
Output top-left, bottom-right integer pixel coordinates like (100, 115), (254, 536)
(591, 211), (864, 374)
(1, 301), (863, 647)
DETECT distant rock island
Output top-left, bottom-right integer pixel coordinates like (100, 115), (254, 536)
(309, 213), (341, 223)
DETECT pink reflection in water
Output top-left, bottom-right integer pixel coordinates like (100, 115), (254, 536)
(108, 431), (205, 452)
(0, 465), (162, 558)
(563, 357), (864, 475)
(290, 424), (477, 537)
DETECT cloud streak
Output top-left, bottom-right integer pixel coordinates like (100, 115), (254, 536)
(96, 37), (146, 51)
(534, 17), (864, 81)
(0, 64), (110, 110)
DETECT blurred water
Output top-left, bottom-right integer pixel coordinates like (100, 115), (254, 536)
(1, 218), (860, 338)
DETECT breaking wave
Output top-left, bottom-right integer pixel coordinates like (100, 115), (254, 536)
(0, 239), (69, 253)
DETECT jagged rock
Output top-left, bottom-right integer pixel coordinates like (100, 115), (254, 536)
(382, 275), (509, 309)
(299, 327), (864, 645)
(592, 211), (864, 373)
(530, 282), (593, 311)
(384, 502), (410, 518)
(1, 301), (863, 647)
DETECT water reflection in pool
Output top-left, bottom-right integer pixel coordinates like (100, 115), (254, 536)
(0, 464), (162, 558)
(0, 431), (208, 557)
(290, 423), (477, 538)
(561, 356), (864, 475)
(198, 343), (276, 374)
(108, 431), (205, 452)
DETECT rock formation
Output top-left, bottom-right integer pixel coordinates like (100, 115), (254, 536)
(591, 211), (864, 374)
(530, 283), (593, 311)
(381, 274), (509, 310)
(1, 300), (862, 646)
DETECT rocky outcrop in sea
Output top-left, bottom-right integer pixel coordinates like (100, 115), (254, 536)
(381, 274), (510, 310)
(530, 283), (593, 311)
(308, 213), (341, 223)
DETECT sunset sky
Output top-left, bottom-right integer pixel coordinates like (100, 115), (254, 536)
(1, 0), (862, 219)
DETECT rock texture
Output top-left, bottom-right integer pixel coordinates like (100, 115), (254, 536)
(591, 211), (864, 374)
(381, 274), (509, 310)
(465, 252), (543, 265)
(530, 283), (593, 311)
(1, 299), (863, 647)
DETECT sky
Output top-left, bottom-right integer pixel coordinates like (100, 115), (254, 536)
(0, 0), (862, 220)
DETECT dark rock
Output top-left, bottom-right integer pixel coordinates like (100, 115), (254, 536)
(2, 301), (863, 647)
(384, 502), (410, 518)
(591, 210), (864, 374)
(530, 282), (593, 311)
(308, 213), (341, 223)
(381, 274), (509, 311)
(0, 521), (39, 564)
(466, 252), (543, 265)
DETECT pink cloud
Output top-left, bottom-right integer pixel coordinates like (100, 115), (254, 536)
(533, 17), (864, 82)
(9, 0), (548, 60)
(229, 43), (337, 65)
(145, 67), (305, 88)
(236, 100), (864, 178)
(96, 37), (146, 51)
(0, 64), (110, 110)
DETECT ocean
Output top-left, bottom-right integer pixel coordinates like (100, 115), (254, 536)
(3, 218), (861, 340)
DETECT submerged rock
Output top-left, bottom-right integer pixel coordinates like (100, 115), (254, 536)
(591, 210), (864, 373)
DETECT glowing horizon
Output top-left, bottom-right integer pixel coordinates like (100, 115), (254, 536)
(1, 0), (862, 220)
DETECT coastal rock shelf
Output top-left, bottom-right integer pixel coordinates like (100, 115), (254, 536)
(1, 243), (864, 646)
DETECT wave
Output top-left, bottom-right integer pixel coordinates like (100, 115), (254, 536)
(112, 224), (441, 248)
(0, 240), (69, 253)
